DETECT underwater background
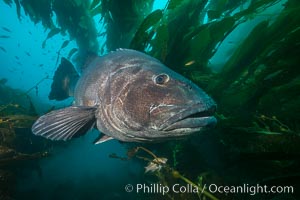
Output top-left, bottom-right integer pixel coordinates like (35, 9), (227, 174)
(0, 0), (299, 199)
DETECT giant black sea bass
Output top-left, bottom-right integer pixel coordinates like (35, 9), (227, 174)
(32, 49), (217, 144)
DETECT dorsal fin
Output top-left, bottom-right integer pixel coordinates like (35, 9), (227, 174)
(49, 58), (79, 101)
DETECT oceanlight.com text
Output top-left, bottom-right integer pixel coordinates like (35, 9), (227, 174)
(208, 183), (294, 196)
(124, 183), (294, 196)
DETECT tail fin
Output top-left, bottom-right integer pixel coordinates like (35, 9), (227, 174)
(49, 57), (79, 100)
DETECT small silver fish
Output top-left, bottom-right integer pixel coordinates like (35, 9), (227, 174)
(0, 46), (6, 52)
(0, 35), (10, 38)
(2, 27), (11, 32)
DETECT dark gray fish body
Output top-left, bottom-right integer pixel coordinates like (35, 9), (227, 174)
(32, 49), (216, 143)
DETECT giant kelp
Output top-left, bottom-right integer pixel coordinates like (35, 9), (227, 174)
(21, 0), (53, 28)
(101, 0), (154, 51)
(210, 1), (300, 124)
(0, 82), (51, 200)
(4, 0), (99, 63)
(4, 0), (156, 63)
(52, 0), (98, 54)
(0, 80), (52, 150)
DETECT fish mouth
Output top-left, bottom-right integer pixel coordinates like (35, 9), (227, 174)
(160, 104), (217, 132)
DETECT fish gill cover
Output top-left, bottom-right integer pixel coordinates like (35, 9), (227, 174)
(0, 0), (299, 200)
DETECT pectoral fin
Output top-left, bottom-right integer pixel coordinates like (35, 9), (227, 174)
(32, 106), (97, 141)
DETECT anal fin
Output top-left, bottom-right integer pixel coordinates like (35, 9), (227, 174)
(93, 135), (114, 144)
(32, 106), (97, 141)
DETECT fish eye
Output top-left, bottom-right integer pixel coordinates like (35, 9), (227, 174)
(153, 74), (169, 85)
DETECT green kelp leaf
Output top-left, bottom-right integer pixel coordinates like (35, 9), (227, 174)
(188, 27), (211, 62)
(207, 0), (228, 20)
(42, 28), (61, 48)
(207, 10), (222, 20)
(20, 0), (53, 28)
(90, 4), (102, 16)
(150, 23), (169, 61)
(90, 0), (101, 9)
(140, 9), (163, 32)
(79, 16), (90, 30)
(233, 0), (280, 20)
(259, 77), (300, 121)
(67, 48), (78, 59)
(263, 70), (284, 81)
(74, 0), (83, 7)
(207, 17), (235, 60)
(223, 21), (269, 75)
(130, 9), (163, 50)
(13, 0), (21, 19)
(46, 28), (61, 39)
(183, 17), (234, 66)
(209, 17), (235, 41)
(60, 40), (70, 50)
(3, 0), (13, 5)
(210, 21), (269, 97)
(167, 0), (183, 10)
(97, 32), (106, 37)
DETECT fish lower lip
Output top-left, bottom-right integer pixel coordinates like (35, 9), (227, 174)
(163, 116), (217, 131)
(160, 105), (217, 131)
